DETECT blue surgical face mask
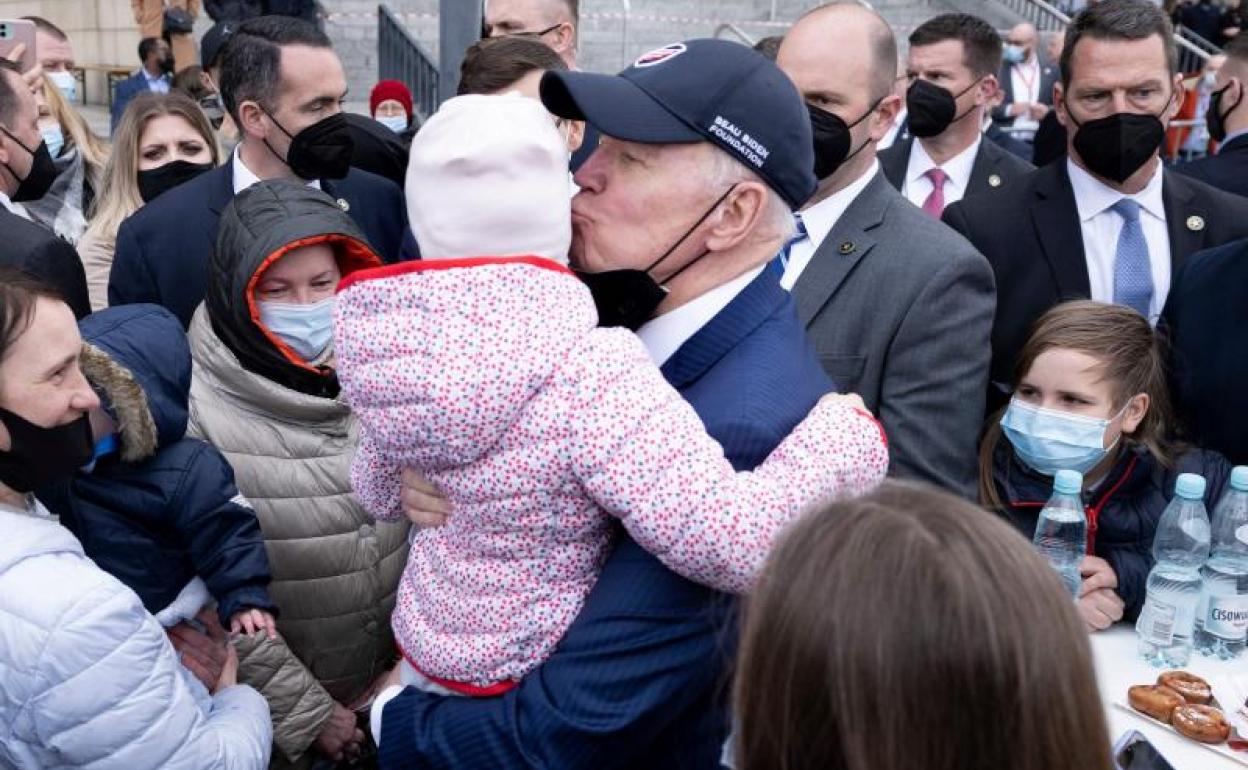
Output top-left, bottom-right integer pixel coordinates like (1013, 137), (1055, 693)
(47, 70), (77, 103)
(1001, 398), (1128, 476)
(40, 122), (65, 159)
(377, 115), (408, 134)
(1003, 44), (1026, 65)
(258, 296), (335, 362)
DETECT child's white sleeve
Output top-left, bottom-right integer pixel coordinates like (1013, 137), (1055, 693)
(568, 332), (889, 594)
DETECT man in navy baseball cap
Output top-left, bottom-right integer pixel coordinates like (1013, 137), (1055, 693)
(539, 38), (816, 331)
(374, 38), (845, 770)
(542, 38), (816, 209)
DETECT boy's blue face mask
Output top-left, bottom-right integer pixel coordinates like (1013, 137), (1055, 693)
(1001, 398), (1130, 476)
(81, 433), (120, 474)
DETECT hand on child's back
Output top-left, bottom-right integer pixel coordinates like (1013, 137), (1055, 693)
(820, 392), (869, 413)
(401, 467), (452, 529)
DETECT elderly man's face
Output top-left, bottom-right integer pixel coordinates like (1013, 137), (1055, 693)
(570, 137), (723, 274)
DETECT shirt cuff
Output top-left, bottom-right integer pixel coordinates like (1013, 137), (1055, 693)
(370, 684), (405, 746)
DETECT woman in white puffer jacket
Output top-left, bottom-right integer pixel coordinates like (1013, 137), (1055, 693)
(0, 269), (271, 769)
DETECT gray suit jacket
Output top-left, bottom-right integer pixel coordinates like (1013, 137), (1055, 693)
(792, 171), (996, 498)
(879, 137), (1034, 202)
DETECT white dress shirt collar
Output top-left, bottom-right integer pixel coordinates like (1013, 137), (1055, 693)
(636, 266), (765, 366)
(906, 133), (981, 194)
(0, 190), (29, 220)
(1067, 157), (1165, 223)
(779, 160), (880, 290)
(232, 145), (321, 195)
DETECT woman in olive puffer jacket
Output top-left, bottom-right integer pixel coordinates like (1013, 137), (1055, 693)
(186, 180), (410, 768)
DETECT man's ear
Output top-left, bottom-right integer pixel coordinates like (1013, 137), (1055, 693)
(704, 181), (768, 253)
(978, 74), (1000, 106)
(551, 23), (576, 58)
(1167, 73), (1187, 123)
(565, 119), (585, 154)
(1053, 81), (1070, 128)
(236, 100), (268, 139)
(869, 94), (903, 141)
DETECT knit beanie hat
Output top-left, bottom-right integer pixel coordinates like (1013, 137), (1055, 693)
(406, 92), (571, 263)
(370, 79), (414, 120)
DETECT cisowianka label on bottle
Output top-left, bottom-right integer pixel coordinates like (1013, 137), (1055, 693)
(1206, 594), (1248, 639)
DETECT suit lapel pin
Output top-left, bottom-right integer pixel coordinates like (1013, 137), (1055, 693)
(838, 241), (856, 255)
(1186, 215), (1205, 232)
(988, 174), (1002, 188)
(337, 198), (351, 213)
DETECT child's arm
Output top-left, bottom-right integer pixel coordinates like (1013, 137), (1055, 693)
(569, 333), (889, 595)
(350, 433), (406, 521)
(173, 441), (279, 627)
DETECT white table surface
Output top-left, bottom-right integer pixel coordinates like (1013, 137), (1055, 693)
(1094, 625), (1246, 769)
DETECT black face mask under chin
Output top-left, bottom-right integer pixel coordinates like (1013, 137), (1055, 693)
(0, 408), (94, 494)
(906, 77), (984, 138)
(576, 185), (738, 331)
(1, 127), (58, 202)
(809, 99), (881, 180)
(1067, 96), (1171, 184)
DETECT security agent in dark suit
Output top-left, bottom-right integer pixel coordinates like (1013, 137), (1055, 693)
(111, 37), (173, 134)
(0, 60), (89, 318)
(993, 22), (1059, 136)
(943, 0), (1248, 409)
(775, 4), (995, 498)
(1177, 34), (1248, 197)
(878, 12), (1034, 218)
(108, 16), (418, 328)
(1163, 237), (1248, 465)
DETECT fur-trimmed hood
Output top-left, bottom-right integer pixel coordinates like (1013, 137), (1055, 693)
(78, 305), (192, 462)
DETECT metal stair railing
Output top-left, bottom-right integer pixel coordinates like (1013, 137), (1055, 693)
(378, 4), (440, 119)
(998, 0), (1213, 72)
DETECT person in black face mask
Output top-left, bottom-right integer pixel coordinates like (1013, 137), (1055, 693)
(942, 0), (1248, 415)
(0, 60), (90, 319)
(105, 15), (418, 329)
(1176, 35), (1248, 198)
(877, 13), (1034, 218)
(772, 4), (998, 499)
(0, 270), (98, 503)
(80, 93), (220, 312)
(110, 37), (176, 134)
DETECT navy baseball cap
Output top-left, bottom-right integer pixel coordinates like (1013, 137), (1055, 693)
(540, 38), (816, 209)
(201, 22), (235, 71)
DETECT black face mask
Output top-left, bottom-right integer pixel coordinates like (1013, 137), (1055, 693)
(809, 100), (880, 180)
(158, 54), (175, 75)
(906, 78), (982, 138)
(264, 111), (354, 181)
(1, 128), (57, 202)
(1067, 100), (1169, 184)
(137, 159), (213, 203)
(575, 186), (738, 331)
(0, 408), (94, 494)
(1206, 82), (1242, 143)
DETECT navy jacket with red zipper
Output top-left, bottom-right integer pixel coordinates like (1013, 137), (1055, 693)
(991, 442), (1233, 621)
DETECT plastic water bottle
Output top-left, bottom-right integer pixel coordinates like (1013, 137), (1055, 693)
(1137, 473), (1212, 667)
(1033, 470), (1086, 598)
(1194, 466), (1248, 660)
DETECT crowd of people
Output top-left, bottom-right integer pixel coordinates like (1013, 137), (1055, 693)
(1, 0), (1247, 768)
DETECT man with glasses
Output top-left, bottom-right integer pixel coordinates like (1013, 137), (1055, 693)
(483, 0), (598, 167)
(483, 0), (579, 67)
